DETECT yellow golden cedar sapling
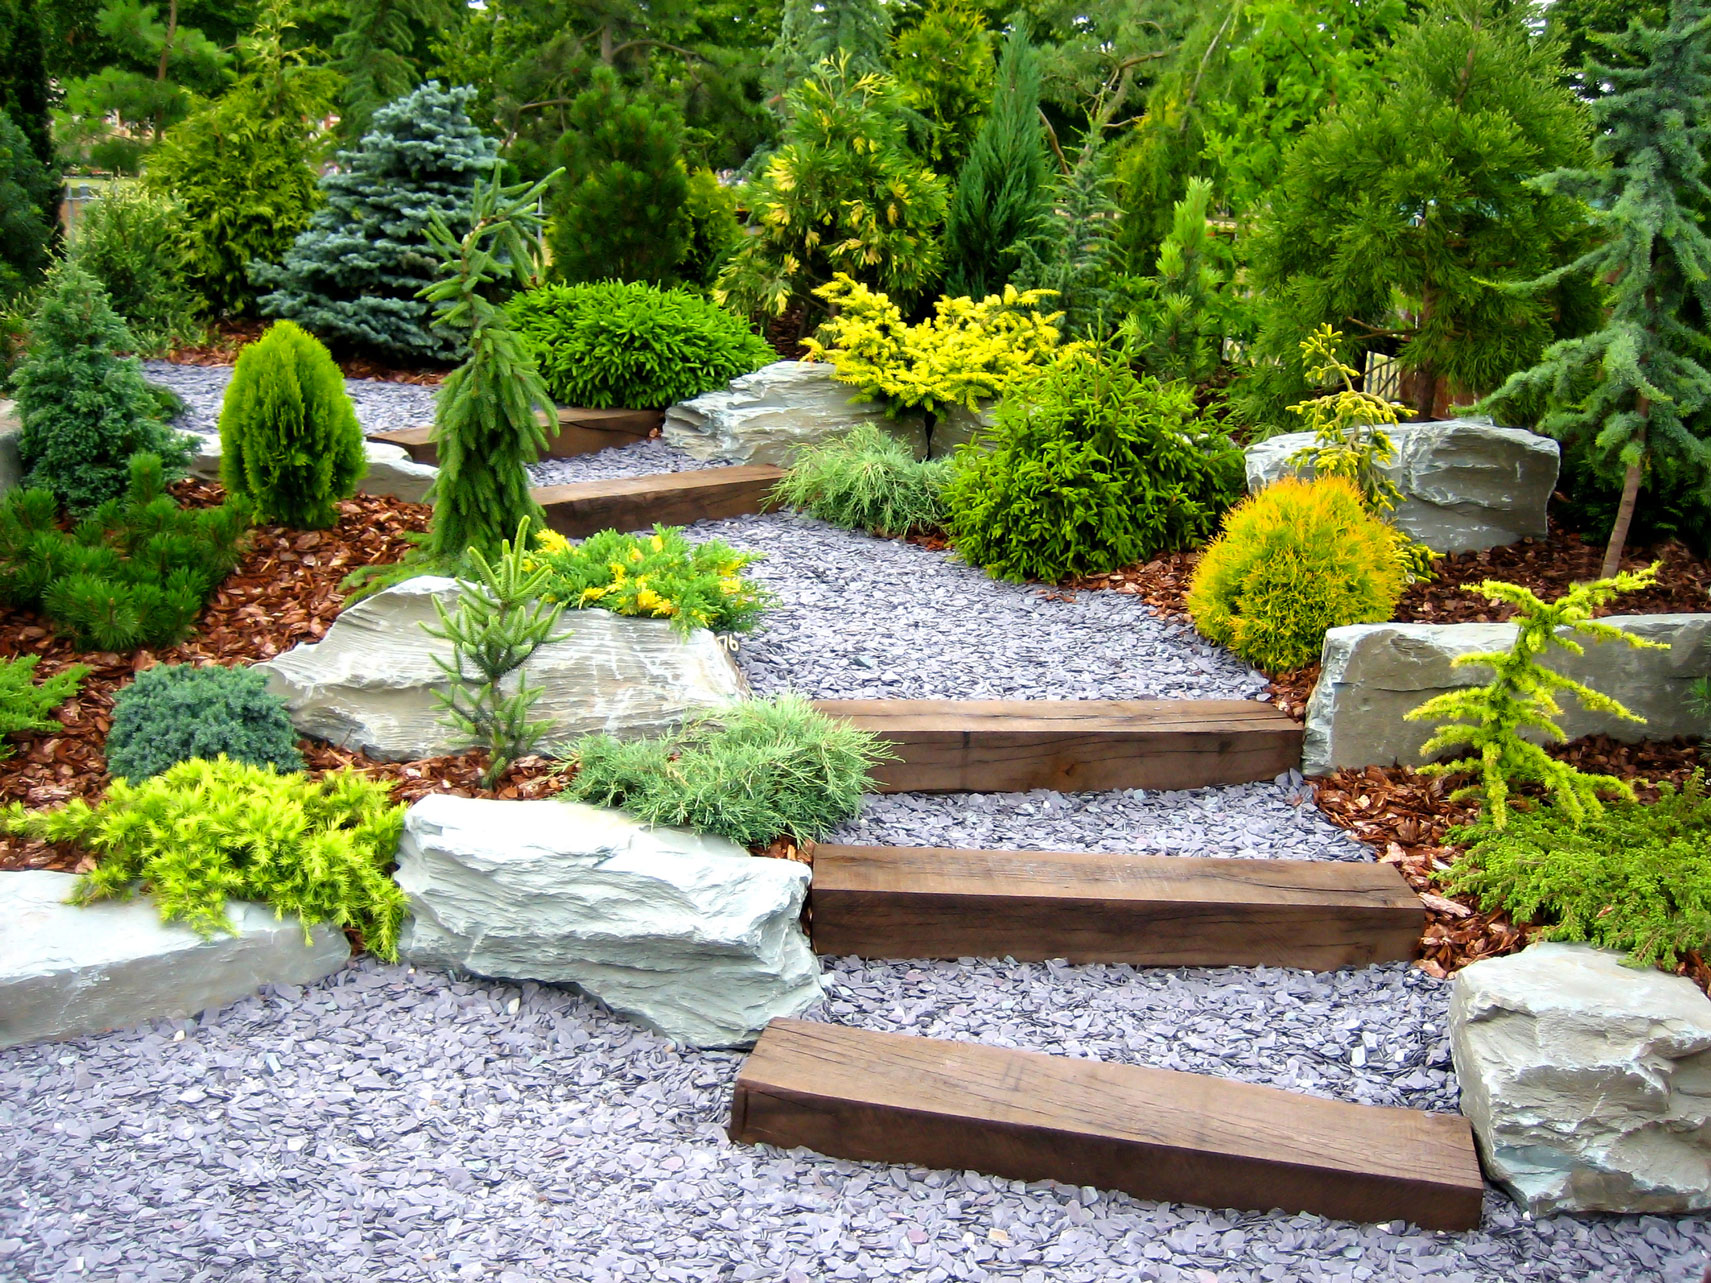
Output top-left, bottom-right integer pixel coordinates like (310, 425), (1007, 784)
(1187, 476), (1405, 673)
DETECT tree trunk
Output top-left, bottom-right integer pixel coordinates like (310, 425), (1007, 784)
(1601, 402), (1647, 579)
(153, 0), (179, 140)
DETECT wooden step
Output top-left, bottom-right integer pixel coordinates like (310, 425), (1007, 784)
(813, 698), (1302, 793)
(809, 845), (1422, 969)
(534, 464), (783, 539)
(369, 406), (661, 467)
(730, 1019), (1484, 1231)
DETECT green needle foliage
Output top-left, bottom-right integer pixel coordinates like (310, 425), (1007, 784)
(1, 758), (409, 961)
(771, 424), (952, 537)
(217, 321), (365, 529)
(65, 185), (204, 356)
(1011, 133), (1122, 341)
(1481, 0), (1711, 578)
(1405, 566), (1666, 828)
(564, 694), (895, 848)
(1124, 177), (1234, 384)
(0, 108), (54, 304)
(1446, 772), (1711, 969)
(105, 663), (304, 783)
(891, 0), (994, 172)
(0, 656), (88, 760)
(13, 262), (192, 511)
(422, 520), (569, 788)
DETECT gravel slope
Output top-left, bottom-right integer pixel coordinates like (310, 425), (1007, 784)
(5, 370), (1700, 1281)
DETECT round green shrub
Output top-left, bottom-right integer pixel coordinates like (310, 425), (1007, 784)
(506, 281), (774, 409)
(105, 662), (304, 782)
(67, 186), (203, 355)
(1186, 476), (1406, 673)
(217, 320), (365, 529)
(944, 353), (1244, 583)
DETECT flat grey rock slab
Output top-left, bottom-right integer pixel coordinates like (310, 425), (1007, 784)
(190, 432), (438, 504)
(1451, 942), (1711, 1216)
(0, 399), (19, 502)
(929, 398), (996, 458)
(256, 575), (747, 761)
(396, 795), (821, 1047)
(0, 870), (349, 1050)
(1304, 613), (1711, 775)
(1244, 419), (1559, 553)
(664, 360), (928, 466)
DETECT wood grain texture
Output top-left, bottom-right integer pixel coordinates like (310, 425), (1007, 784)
(730, 1019), (1485, 1231)
(813, 699), (1303, 792)
(534, 465), (784, 538)
(809, 845), (1423, 969)
(367, 407), (661, 467)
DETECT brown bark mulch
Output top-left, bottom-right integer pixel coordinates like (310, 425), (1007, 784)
(163, 321), (449, 385)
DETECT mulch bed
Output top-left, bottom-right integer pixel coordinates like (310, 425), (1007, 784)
(0, 483), (564, 875)
(163, 321), (449, 385)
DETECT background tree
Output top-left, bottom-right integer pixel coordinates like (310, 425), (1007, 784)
(0, 112), (56, 304)
(548, 67), (690, 285)
(1238, 0), (1594, 429)
(941, 24), (1051, 298)
(0, 0), (53, 175)
(766, 0), (891, 99)
(1483, 0), (1711, 576)
(1125, 176), (1233, 382)
(891, 0), (993, 172)
(256, 81), (499, 362)
(332, 0), (463, 140)
(1011, 133), (1121, 338)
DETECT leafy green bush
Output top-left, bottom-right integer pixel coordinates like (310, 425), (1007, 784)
(679, 169), (744, 290)
(564, 694), (894, 847)
(531, 525), (769, 635)
(0, 656), (89, 759)
(67, 185), (204, 355)
(1446, 774), (1711, 969)
(507, 281), (773, 410)
(105, 663), (304, 782)
(1405, 567), (1663, 828)
(0, 452), (250, 650)
(771, 424), (951, 537)
(1, 757), (407, 960)
(1186, 476), (1405, 673)
(13, 261), (192, 511)
(0, 107), (54, 304)
(945, 352), (1244, 583)
(217, 320), (365, 529)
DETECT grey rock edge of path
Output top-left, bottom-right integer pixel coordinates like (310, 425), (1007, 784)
(189, 431), (439, 504)
(0, 871), (349, 1051)
(256, 576), (747, 761)
(1450, 942), (1711, 1216)
(1244, 419), (1559, 554)
(395, 795), (821, 1048)
(0, 398), (20, 503)
(1304, 613), (1711, 775)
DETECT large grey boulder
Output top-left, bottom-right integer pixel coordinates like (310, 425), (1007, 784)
(1304, 613), (1711, 776)
(1244, 419), (1559, 553)
(396, 795), (821, 1047)
(929, 398), (998, 459)
(0, 399), (21, 502)
(256, 576), (746, 761)
(1451, 943), (1711, 1216)
(191, 432), (438, 504)
(664, 360), (928, 466)
(0, 871), (349, 1049)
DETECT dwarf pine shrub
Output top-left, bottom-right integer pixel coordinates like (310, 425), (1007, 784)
(531, 525), (769, 635)
(1447, 773), (1711, 969)
(217, 320), (365, 529)
(1405, 566), (1663, 827)
(564, 694), (894, 848)
(0, 656), (89, 759)
(105, 663), (303, 782)
(1187, 476), (1405, 673)
(1, 757), (407, 959)
(946, 351), (1244, 583)
(771, 424), (951, 537)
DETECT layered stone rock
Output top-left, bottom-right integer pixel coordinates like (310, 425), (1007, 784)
(1304, 613), (1711, 775)
(929, 399), (997, 459)
(256, 576), (747, 761)
(1451, 943), (1711, 1215)
(0, 871), (349, 1049)
(1243, 419), (1559, 553)
(191, 433), (438, 503)
(664, 360), (928, 466)
(0, 399), (19, 502)
(396, 795), (822, 1047)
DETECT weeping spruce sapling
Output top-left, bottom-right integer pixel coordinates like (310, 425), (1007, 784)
(1404, 566), (1665, 828)
(422, 519), (568, 787)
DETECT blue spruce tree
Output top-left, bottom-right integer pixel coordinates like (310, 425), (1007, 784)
(255, 82), (499, 364)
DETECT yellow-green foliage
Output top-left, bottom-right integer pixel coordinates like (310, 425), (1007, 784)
(0, 757), (408, 960)
(530, 526), (770, 635)
(1187, 476), (1405, 673)
(1405, 566), (1664, 828)
(802, 274), (1069, 416)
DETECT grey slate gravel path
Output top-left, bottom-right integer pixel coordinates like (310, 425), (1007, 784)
(144, 362), (441, 439)
(7, 377), (1701, 1280)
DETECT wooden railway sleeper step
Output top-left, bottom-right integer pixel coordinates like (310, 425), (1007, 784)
(729, 1019), (1485, 1231)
